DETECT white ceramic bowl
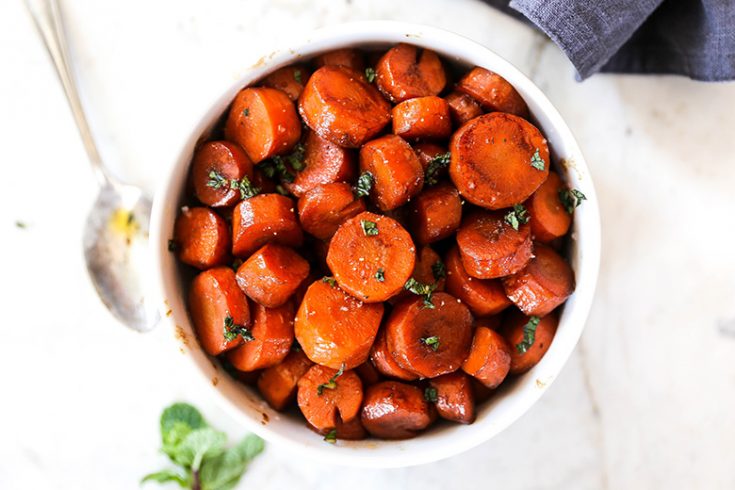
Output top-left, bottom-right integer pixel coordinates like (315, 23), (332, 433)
(150, 20), (601, 468)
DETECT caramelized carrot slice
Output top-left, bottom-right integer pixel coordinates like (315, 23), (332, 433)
(444, 246), (512, 317)
(361, 381), (436, 439)
(502, 310), (558, 374)
(428, 372), (476, 424)
(326, 211), (416, 302)
(445, 91), (483, 127)
(284, 131), (356, 198)
(226, 301), (294, 371)
(359, 135), (424, 212)
(408, 182), (462, 245)
(392, 96), (452, 140)
(375, 44), (446, 103)
(309, 416), (367, 441)
(190, 141), (254, 207)
(257, 349), (313, 410)
(389, 245), (446, 305)
(526, 172), (572, 243)
(369, 328), (419, 381)
(188, 267), (250, 356)
(355, 361), (382, 387)
(502, 243), (575, 316)
(471, 378), (494, 403)
(297, 183), (366, 240)
(449, 112), (550, 210)
(295, 279), (384, 369)
(299, 66), (391, 148)
(456, 67), (528, 117)
(297, 364), (363, 431)
(461, 326), (512, 389)
(314, 48), (366, 72)
(235, 243), (310, 307)
(456, 209), (533, 279)
(174, 207), (230, 270)
(386, 292), (473, 378)
(231, 194), (303, 258)
(225, 87), (302, 163)
(261, 65), (309, 102)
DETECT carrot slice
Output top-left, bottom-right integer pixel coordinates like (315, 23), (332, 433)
(392, 96), (452, 140)
(449, 112), (550, 210)
(355, 361), (382, 387)
(461, 326), (512, 389)
(295, 279), (384, 369)
(297, 183), (366, 240)
(502, 310), (558, 374)
(369, 328), (419, 381)
(361, 381), (436, 439)
(309, 416), (367, 441)
(299, 65), (391, 148)
(456, 209), (533, 279)
(188, 267), (250, 356)
(389, 245), (446, 305)
(174, 207), (230, 270)
(408, 182), (462, 245)
(190, 141), (254, 207)
(359, 135), (424, 212)
(257, 350), (313, 411)
(231, 194), (303, 258)
(235, 243), (310, 307)
(297, 364), (363, 431)
(526, 172), (572, 243)
(326, 211), (416, 302)
(261, 65), (309, 102)
(456, 67), (528, 117)
(502, 243), (575, 316)
(375, 44), (446, 103)
(445, 91), (483, 126)
(386, 292), (474, 378)
(226, 301), (294, 371)
(284, 131), (356, 198)
(444, 246), (511, 317)
(428, 372), (476, 424)
(314, 48), (366, 72)
(225, 87), (301, 163)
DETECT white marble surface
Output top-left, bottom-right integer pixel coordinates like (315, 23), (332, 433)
(2, 0), (734, 488)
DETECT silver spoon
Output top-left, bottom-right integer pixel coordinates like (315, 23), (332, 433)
(26, 0), (159, 332)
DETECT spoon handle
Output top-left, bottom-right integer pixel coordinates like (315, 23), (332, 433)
(25, 0), (112, 188)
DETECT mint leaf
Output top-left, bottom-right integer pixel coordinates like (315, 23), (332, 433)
(530, 148), (545, 170)
(425, 152), (451, 186)
(141, 468), (190, 488)
(170, 427), (226, 471)
(199, 435), (265, 490)
(353, 171), (374, 198)
(161, 403), (205, 453)
(515, 316), (541, 353)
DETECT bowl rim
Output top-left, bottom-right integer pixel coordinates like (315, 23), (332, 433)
(150, 20), (601, 468)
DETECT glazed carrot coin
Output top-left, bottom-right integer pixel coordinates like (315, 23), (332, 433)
(428, 372), (476, 424)
(326, 211), (416, 302)
(445, 91), (483, 126)
(456, 66), (528, 117)
(502, 310), (558, 374)
(526, 172), (572, 243)
(355, 361), (382, 387)
(235, 243), (310, 307)
(314, 48), (366, 72)
(190, 141), (254, 207)
(174, 207), (230, 270)
(188, 267), (250, 356)
(299, 66), (391, 148)
(409, 182), (462, 245)
(309, 416), (367, 441)
(392, 96), (452, 140)
(361, 381), (436, 439)
(502, 243), (575, 317)
(257, 349), (313, 410)
(297, 364), (363, 431)
(225, 87), (302, 163)
(231, 194), (303, 258)
(369, 328), (419, 381)
(227, 301), (295, 371)
(284, 131), (356, 198)
(359, 135), (424, 211)
(386, 292), (473, 378)
(461, 326), (512, 389)
(297, 183), (366, 240)
(261, 65), (309, 101)
(449, 112), (550, 210)
(295, 279), (384, 369)
(456, 209), (533, 279)
(375, 44), (446, 103)
(444, 246), (511, 317)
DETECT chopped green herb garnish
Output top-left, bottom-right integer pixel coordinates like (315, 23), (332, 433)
(223, 314), (254, 342)
(424, 387), (438, 403)
(504, 204), (530, 231)
(323, 429), (337, 444)
(361, 220), (379, 236)
(515, 316), (541, 353)
(375, 268), (385, 282)
(286, 143), (305, 171)
(167, 240), (178, 252)
(353, 171), (374, 198)
(322, 277), (337, 287)
(404, 278), (437, 309)
(317, 364), (345, 395)
(206, 170), (260, 199)
(365, 67), (376, 83)
(275, 184), (289, 196)
(431, 260), (446, 281)
(206, 170), (229, 189)
(558, 188), (587, 214)
(530, 148), (545, 171)
(231, 258), (243, 271)
(294, 69), (303, 84)
(425, 152), (451, 186)
(420, 336), (440, 351)
(243, 108), (250, 117)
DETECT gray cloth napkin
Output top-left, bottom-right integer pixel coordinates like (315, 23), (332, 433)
(483, 0), (735, 81)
